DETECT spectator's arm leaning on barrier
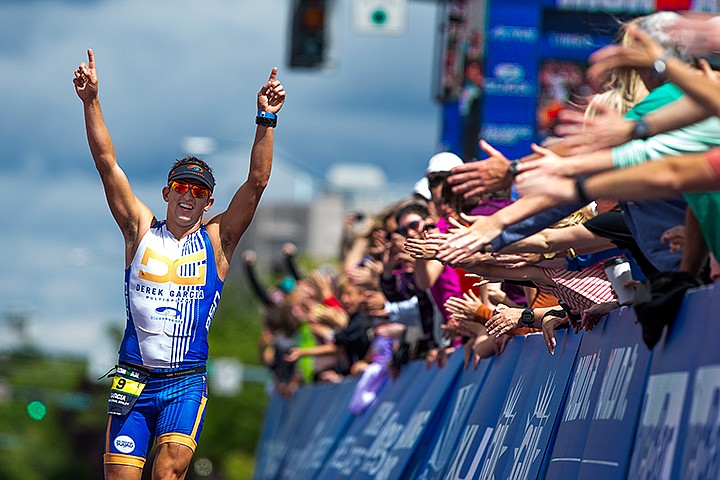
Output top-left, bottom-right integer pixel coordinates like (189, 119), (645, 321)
(485, 303), (558, 336)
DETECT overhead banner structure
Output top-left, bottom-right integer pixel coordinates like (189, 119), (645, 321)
(255, 282), (720, 480)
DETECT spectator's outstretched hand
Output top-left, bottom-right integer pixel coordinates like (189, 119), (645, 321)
(515, 170), (576, 203)
(436, 216), (501, 264)
(669, 15), (720, 56)
(346, 261), (381, 288)
(242, 249), (257, 265)
(554, 102), (632, 155)
(661, 225), (686, 253)
(445, 290), (484, 322)
(493, 333), (511, 356)
(587, 24), (666, 88)
(491, 252), (545, 269)
(515, 143), (575, 179)
(485, 304), (520, 337)
(404, 232), (446, 260)
(581, 301), (619, 332)
(447, 140), (512, 198)
(257, 67), (286, 115)
(542, 312), (568, 355)
(74, 49), (98, 102)
(280, 242), (297, 257)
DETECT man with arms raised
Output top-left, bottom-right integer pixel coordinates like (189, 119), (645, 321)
(73, 49), (285, 479)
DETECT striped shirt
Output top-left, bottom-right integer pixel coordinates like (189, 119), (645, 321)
(538, 261), (617, 313)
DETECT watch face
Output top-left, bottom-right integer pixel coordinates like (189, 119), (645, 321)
(521, 309), (533, 325)
(653, 59), (666, 78)
(632, 119), (650, 139)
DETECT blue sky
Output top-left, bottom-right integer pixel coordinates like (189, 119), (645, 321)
(1, 0), (440, 364)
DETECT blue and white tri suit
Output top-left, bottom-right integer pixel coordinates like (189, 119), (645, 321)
(105, 221), (224, 468)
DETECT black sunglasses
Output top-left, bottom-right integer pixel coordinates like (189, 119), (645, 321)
(396, 221), (436, 237)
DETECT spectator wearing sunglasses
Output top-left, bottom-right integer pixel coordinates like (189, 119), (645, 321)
(394, 204), (462, 359)
(73, 48), (285, 479)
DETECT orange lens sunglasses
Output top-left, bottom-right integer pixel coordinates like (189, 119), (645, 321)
(169, 180), (210, 198)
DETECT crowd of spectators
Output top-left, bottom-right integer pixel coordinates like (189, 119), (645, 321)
(248, 11), (720, 404)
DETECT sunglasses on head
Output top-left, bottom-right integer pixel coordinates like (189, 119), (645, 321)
(169, 180), (211, 198)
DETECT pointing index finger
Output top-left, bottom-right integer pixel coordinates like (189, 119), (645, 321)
(87, 49), (95, 69)
(268, 66), (278, 82)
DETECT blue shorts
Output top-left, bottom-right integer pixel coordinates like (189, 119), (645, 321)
(104, 370), (208, 469)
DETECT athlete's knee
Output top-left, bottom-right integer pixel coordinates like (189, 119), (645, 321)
(153, 442), (194, 480)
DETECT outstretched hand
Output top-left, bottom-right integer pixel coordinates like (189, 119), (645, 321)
(587, 24), (666, 88)
(447, 140), (513, 198)
(74, 49), (98, 102)
(258, 67), (286, 115)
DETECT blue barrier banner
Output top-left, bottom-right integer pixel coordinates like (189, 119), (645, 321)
(256, 388), (314, 480)
(315, 360), (430, 479)
(676, 283), (720, 479)
(473, 334), (547, 479)
(411, 356), (495, 479)
(254, 283), (720, 479)
(628, 285), (715, 479)
(383, 353), (464, 480)
(276, 378), (359, 480)
(547, 306), (653, 479)
(501, 329), (581, 480)
(442, 335), (528, 478)
(253, 393), (291, 480)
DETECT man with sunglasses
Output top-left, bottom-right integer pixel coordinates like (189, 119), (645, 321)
(73, 49), (285, 480)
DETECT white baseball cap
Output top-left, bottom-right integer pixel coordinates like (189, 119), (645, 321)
(426, 152), (463, 176)
(413, 177), (431, 201)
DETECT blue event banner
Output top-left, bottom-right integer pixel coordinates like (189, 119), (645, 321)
(410, 355), (495, 479)
(677, 283), (720, 479)
(628, 285), (715, 480)
(548, 306), (653, 480)
(441, 335), (529, 479)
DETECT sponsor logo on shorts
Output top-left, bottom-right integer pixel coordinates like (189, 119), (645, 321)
(114, 435), (135, 454)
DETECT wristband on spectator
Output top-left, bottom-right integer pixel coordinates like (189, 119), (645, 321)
(256, 110), (277, 127)
(474, 304), (493, 324)
(575, 176), (592, 204)
(707, 147), (720, 178)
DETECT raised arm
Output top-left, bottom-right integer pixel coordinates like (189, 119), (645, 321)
(74, 49), (153, 263)
(211, 68), (286, 276)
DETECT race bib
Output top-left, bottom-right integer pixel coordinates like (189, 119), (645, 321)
(107, 365), (149, 416)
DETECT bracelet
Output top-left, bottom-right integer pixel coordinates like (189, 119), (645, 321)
(575, 176), (592, 204)
(256, 110), (277, 127)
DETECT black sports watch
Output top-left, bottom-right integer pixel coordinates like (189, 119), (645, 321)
(520, 308), (535, 327)
(507, 160), (521, 177)
(631, 118), (651, 140)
